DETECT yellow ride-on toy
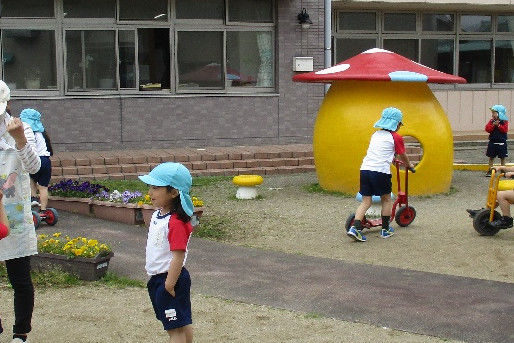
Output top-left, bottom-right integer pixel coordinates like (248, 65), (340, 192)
(468, 169), (512, 236)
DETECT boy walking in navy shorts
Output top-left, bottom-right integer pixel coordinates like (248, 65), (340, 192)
(348, 107), (415, 242)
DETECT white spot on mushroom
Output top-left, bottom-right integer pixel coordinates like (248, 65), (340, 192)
(389, 71), (428, 82)
(315, 64), (350, 75)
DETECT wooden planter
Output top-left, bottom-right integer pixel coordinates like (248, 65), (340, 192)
(47, 196), (91, 216)
(31, 252), (114, 281)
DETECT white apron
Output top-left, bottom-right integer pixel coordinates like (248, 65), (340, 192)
(0, 131), (37, 261)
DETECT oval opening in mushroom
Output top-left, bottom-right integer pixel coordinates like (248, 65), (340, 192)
(403, 136), (423, 167)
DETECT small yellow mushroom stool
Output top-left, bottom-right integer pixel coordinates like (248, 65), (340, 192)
(232, 175), (263, 199)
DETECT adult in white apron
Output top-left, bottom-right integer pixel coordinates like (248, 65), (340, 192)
(0, 80), (41, 343)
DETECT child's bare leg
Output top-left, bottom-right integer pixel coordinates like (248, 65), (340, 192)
(355, 196), (372, 221)
(488, 157), (494, 170)
(184, 324), (193, 343)
(168, 326), (191, 343)
(380, 194), (393, 217)
(500, 158), (506, 166)
(38, 185), (48, 211)
(497, 191), (514, 217)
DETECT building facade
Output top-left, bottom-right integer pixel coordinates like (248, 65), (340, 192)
(0, 0), (512, 151)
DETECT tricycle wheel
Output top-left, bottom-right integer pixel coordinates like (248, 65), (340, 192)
(395, 206), (416, 227)
(32, 211), (41, 229)
(345, 214), (355, 232)
(44, 208), (59, 226)
(473, 209), (501, 236)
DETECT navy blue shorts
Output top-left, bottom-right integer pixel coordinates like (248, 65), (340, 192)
(359, 170), (392, 196)
(30, 156), (52, 187)
(147, 268), (192, 331)
(486, 141), (508, 159)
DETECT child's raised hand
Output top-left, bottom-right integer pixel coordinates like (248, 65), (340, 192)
(6, 117), (27, 148)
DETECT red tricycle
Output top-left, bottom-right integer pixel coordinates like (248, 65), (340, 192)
(32, 208), (59, 229)
(345, 160), (416, 232)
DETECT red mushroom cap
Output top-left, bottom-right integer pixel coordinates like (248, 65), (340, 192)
(293, 48), (466, 84)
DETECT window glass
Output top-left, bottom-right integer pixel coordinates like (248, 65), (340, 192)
(459, 40), (491, 83)
(119, 0), (167, 21)
(65, 30), (116, 90)
(338, 12), (375, 31)
(0, 0), (53, 17)
(335, 38), (376, 63)
(497, 16), (514, 33)
(2, 30), (56, 90)
(138, 29), (170, 90)
(384, 13), (416, 31)
(119, 30), (136, 88)
(383, 39), (418, 61)
(460, 15), (491, 32)
(63, 0), (115, 18)
(177, 31), (223, 89)
(422, 14), (454, 32)
(227, 31), (273, 88)
(228, 0), (273, 23)
(421, 39), (454, 75)
(494, 40), (513, 83)
(176, 0), (224, 20)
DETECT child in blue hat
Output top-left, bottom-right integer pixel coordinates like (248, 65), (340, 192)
(347, 107), (415, 242)
(485, 104), (509, 177)
(19, 108), (53, 215)
(139, 162), (194, 343)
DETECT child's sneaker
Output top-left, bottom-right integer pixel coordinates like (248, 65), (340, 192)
(30, 197), (40, 207)
(485, 169), (492, 177)
(347, 226), (367, 242)
(380, 227), (395, 238)
(490, 216), (513, 229)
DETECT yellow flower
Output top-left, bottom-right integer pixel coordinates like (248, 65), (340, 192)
(87, 239), (98, 247)
(38, 234), (47, 239)
(137, 201), (143, 206)
(82, 238), (87, 244)
(53, 232), (62, 238)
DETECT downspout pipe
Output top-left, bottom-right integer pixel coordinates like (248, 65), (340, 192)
(324, 0), (331, 93)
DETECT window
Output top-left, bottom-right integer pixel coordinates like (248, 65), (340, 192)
(338, 12), (375, 31)
(228, 0), (273, 23)
(384, 13), (416, 32)
(118, 0), (167, 21)
(2, 30), (57, 90)
(335, 11), (513, 85)
(175, 0), (224, 20)
(138, 28), (170, 90)
(227, 31), (273, 87)
(422, 14), (454, 32)
(63, 0), (115, 18)
(0, 0), (54, 17)
(65, 30), (116, 91)
(459, 40), (491, 83)
(177, 31), (223, 89)
(119, 30), (136, 88)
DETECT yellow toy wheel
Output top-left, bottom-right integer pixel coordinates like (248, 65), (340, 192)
(232, 175), (263, 187)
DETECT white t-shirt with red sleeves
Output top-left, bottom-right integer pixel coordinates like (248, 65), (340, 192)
(360, 130), (405, 174)
(145, 211), (193, 276)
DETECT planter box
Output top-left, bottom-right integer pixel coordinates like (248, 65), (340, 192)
(48, 196), (91, 216)
(91, 200), (141, 225)
(31, 252), (114, 281)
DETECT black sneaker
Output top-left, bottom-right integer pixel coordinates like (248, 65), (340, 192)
(490, 216), (513, 229)
(485, 170), (492, 177)
(466, 209), (481, 218)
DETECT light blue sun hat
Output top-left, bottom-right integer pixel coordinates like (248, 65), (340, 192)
(138, 162), (194, 216)
(20, 108), (45, 132)
(374, 107), (403, 131)
(490, 104), (508, 121)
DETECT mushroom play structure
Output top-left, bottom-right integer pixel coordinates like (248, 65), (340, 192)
(293, 48), (466, 195)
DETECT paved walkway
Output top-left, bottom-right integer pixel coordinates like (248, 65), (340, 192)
(38, 211), (514, 343)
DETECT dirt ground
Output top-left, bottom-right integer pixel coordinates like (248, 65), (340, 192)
(0, 169), (510, 342)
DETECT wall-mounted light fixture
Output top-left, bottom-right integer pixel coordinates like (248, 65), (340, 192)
(297, 8), (313, 29)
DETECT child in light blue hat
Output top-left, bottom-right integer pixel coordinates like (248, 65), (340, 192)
(138, 162), (194, 342)
(485, 104), (509, 176)
(19, 108), (53, 214)
(347, 107), (415, 242)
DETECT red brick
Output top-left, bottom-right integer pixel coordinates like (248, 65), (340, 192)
(118, 156), (133, 164)
(79, 174), (95, 181)
(50, 157), (61, 167)
(292, 151), (306, 158)
(182, 162), (193, 170)
(76, 166), (92, 175)
(241, 152), (254, 160)
(201, 154), (216, 161)
(136, 164), (151, 173)
(245, 160), (260, 168)
(90, 157), (105, 165)
(92, 165), (107, 174)
(106, 165), (121, 173)
(93, 174), (109, 180)
(215, 153), (229, 161)
(188, 154), (202, 162)
(121, 164), (137, 173)
(228, 153), (242, 160)
(104, 157), (119, 165)
(284, 159), (299, 166)
(60, 159), (76, 167)
(132, 155), (147, 164)
(233, 161), (247, 168)
(62, 166), (78, 175)
(279, 151), (293, 158)
(254, 152), (268, 159)
(298, 157), (314, 166)
(75, 158), (90, 166)
(191, 162), (207, 170)
(108, 173), (125, 180)
(174, 154), (188, 162)
(124, 173), (140, 180)
(51, 167), (62, 176)
(147, 155), (162, 163)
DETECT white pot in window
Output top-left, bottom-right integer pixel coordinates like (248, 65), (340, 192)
(25, 78), (40, 89)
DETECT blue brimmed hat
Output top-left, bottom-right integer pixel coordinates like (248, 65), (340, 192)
(490, 104), (508, 121)
(138, 162), (194, 216)
(374, 107), (403, 131)
(20, 108), (45, 132)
